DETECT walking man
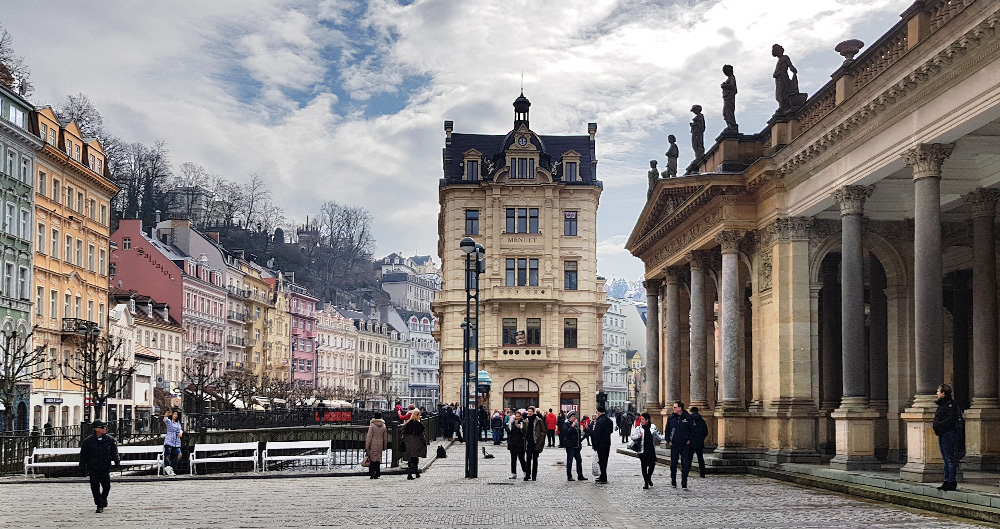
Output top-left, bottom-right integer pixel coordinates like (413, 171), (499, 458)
(934, 384), (961, 491)
(688, 406), (709, 478)
(79, 420), (120, 513)
(545, 408), (557, 447)
(592, 406), (614, 483)
(666, 401), (694, 488)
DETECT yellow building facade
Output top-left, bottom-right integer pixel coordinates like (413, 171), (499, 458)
(31, 106), (118, 424)
(240, 260), (272, 377)
(434, 95), (608, 418)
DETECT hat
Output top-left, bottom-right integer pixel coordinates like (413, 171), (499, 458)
(92, 420), (106, 429)
(567, 411), (577, 418)
(597, 406), (607, 414)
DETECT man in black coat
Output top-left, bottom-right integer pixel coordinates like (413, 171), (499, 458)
(591, 406), (614, 483)
(666, 401), (694, 488)
(934, 383), (962, 491)
(688, 406), (709, 478)
(79, 421), (121, 513)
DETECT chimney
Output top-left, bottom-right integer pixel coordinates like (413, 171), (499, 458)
(155, 210), (161, 223)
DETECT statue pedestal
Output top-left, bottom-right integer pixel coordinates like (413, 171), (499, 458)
(713, 405), (754, 460)
(829, 403), (881, 471)
(900, 396), (946, 483)
(963, 405), (1000, 470)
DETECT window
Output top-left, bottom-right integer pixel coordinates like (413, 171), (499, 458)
(52, 179), (59, 200)
(512, 157), (534, 179)
(464, 210), (479, 235)
(502, 318), (518, 345)
(98, 304), (105, 328)
(50, 290), (57, 317)
(76, 239), (82, 267)
(466, 160), (479, 181)
(77, 192), (83, 213)
(73, 144), (80, 161)
(564, 318), (578, 348)
(100, 204), (107, 225)
(564, 261), (578, 290)
(122, 237), (131, 250)
(64, 236), (71, 263)
(38, 172), (45, 198)
(517, 209), (527, 233)
(505, 208), (539, 234)
(51, 229), (58, 259)
(88, 154), (95, 171)
(5, 150), (12, 175)
(35, 286), (43, 316)
(19, 209), (28, 239)
(528, 258), (538, 285)
(7, 106), (24, 127)
(95, 158), (102, 175)
(99, 249), (106, 276)
(88, 199), (96, 220)
(3, 263), (11, 297)
(526, 318), (541, 345)
(75, 295), (81, 318)
(40, 123), (47, 141)
(565, 161), (578, 182)
(48, 129), (55, 145)
(65, 186), (73, 208)
(20, 158), (29, 183)
(4, 203), (12, 235)
(87, 301), (93, 322)
(564, 211), (578, 236)
(18, 267), (27, 299)
(88, 245), (95, 271)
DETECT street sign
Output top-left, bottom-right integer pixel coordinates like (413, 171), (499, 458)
(43, 398), (63, 404)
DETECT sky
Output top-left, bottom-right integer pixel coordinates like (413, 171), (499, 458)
(4, 0), (912, 281)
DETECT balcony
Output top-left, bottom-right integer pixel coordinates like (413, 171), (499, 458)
(264, 319), (273, 328)
(227, 285), (249, 299)
(492, 345), (551, 362)
(358, 369), (381, 378)
(194, 342), (223, 354)
(246, 338), (259, 347)
(227, 310), (247, 322)
(226, 336), (246, 347)
(489, 286), (557, 302)
(60, 318), (99, 341)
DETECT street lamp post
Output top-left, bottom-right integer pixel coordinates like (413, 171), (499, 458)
(460, 237), (485, 478)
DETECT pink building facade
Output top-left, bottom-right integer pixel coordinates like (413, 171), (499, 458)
(287, 282), (318, 387)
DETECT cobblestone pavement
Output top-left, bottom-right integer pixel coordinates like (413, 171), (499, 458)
(1, 441), (991, 528)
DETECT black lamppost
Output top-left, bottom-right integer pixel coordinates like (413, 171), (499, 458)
(460, 237), (485, 478)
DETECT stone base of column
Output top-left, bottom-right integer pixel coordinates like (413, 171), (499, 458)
(689, 401), (714, 446)
(763, 399), (821, 463)
(829, 405), (881, 471)
(713, 405), (757, 460)
(818, 403), (838, 456)
(963, 406), (1000, 471)
(900, 396), (944, 483)
(645, 403), (664, 430)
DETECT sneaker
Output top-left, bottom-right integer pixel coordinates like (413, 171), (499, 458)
(567, 477), (575, 481)
(96, 507), (103, 513)
(164, 466), (175, 476)
(577, 476), (588, 481)
(509, 473), (517, 480)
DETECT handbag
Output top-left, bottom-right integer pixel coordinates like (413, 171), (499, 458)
(591, 454), (601, 477)
(627, 439), (639, 452)
(361, 455), (371, 467)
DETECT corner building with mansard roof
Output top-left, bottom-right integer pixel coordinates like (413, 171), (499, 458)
(434, 93), (608, 418)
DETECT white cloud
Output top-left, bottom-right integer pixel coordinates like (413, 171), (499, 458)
(2, 0), (911, 283)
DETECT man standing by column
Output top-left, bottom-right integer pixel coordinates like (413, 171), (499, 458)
(934, 384), (962, 491)
(79, 420), (120, 513)
(667, 401), (694, 489)
(592, 406), (614, 483)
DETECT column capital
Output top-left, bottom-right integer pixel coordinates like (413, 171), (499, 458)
(833, 185), (874, 216)
(716, 230), (745, 254)
(663, 267), (684, 285)
(963, 188), (1000, 218)
(642, 279), (662, 293)
(902, 143), (955, 180)
(686, 250), (712, 270)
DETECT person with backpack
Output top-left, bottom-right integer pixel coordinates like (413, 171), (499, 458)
(933, 383), (962, 491)
(688, 406), (709, 478)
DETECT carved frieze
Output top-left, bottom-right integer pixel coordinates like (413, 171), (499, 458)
(758, 248), (773, 292)
(645, 206), (725, 272)
(865, 219), (913, 247)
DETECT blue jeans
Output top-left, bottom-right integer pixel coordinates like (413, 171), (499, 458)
(938, 431), (958, 483)
(565, 447), (582, 478)
(164, 445), (181, 469)
(492, 428), (502, 444)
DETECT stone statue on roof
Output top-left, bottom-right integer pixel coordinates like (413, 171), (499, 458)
(648, 160), (660, 194)
(772, 44), (802, 114)
(663, 135), (679, 178)
(690, 105), (705, 160)
(721, 65), (738, 134)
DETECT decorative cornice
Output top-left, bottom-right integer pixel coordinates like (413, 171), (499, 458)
(833, 185), (875, 215)
(963, 188), (1000, 218)
(775, 8), (1000, 177)
(644, 206), (725, 272)
(716, 230), (745, 254)
(902, 143), (956, 179)
(759, 217), (814, 248)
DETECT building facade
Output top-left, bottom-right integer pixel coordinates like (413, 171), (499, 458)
(286, 282), (318, 387)
(627, 0), (1000, 481)
(315, 308), (358, 391)
(402, 311), (440, 410)
(338, 308), (390, 408)
(602, 301), (630, 410)
(434, 94), (608, 418)
(31, 106), (117, 428)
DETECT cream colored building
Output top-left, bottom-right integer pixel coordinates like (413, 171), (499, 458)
(434, 94), (608, 418)
(627, 0), (1000, 481)
(315, 308), (358, 391)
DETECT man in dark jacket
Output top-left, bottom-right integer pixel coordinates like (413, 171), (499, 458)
(79, 420), (120, 513)
(666, 401), (694, 488)
(524, 406), (546, 481)
(478, 405), (489, 442)
(688, 406), (709, 478)
(934, 384), (961, 491)
(556, 410), (566, 448)
(591, 406), (614, 483)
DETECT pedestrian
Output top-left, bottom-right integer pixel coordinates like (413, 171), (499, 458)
(491, 410), (504, 445)
(365, 412), (388, 479)
(631, 412), (664, 489)
(397, 404), (416, 422)
(580, 415), (592, 446)
(592, 406), (614, 484)
(688, 406), (709, 478)
(545, 408), (558, 447)
(506, 409), (527, 479)
(562, 411), (589, 481)
(43, 421), (53, 435)
(934, 383), (961, 491)
(523, 406), (546, 481)
(556, 410), (566, 447)
(78, 420), (120, 513)
(452, 405), (464, 442)
(162, 410), (182, 476)
(478, 405), (489, 442)
(666, 400), (694, 489)
(402, 409), (427, 480)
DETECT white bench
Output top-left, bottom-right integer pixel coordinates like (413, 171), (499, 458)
(24, 447), (79, 477)
(117, 445), (164, 475)
(190, 442), (258, 475)
(262, 440), (331, 472)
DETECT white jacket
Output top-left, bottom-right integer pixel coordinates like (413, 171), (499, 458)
(630, 424), (664, 453)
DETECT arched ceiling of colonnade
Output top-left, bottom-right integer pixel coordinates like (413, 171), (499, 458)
(812, 119), (1000, 223)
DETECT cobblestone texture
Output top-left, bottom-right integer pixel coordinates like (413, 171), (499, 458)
(1, 441), (990, 528)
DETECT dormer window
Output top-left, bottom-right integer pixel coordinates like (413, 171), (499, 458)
(510, 157), (535, 179)
(565, 162), (578, 182)
(147, 302), (153, 318)
(465, 160), (479, 181)
(129, 298), (136, 314)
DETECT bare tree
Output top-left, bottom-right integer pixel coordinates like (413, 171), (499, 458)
(64, 330), (136, 422)
(0, 25), (32, 96)
(207, 176), (243, 227)
(112, 141), (172, 226)
(240, 173), (271, 229)
(55, 93), (105, 138)
(175, 162), (208, 188)
(0, 327), (46, 431)
(213, 370), (258, 410)
(182, 353), (219, 416)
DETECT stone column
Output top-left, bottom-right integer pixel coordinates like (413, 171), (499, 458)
(830, 185), (880, 470)
(664, 269), (682, 406)
(962, 188), (1000, 470)
(900, 142), (955, 482)
(714, 230), (749, 458)
(643, 279), (662, 416)
(819, 256), (841, 455)
(688, 252), (711, 410)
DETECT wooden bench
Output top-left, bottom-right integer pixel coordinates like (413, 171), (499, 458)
(24, 447), (79, 477)
(117, 445), (164, 475)
(262, 440), (331, 472)
(189, 442), (258, 475)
